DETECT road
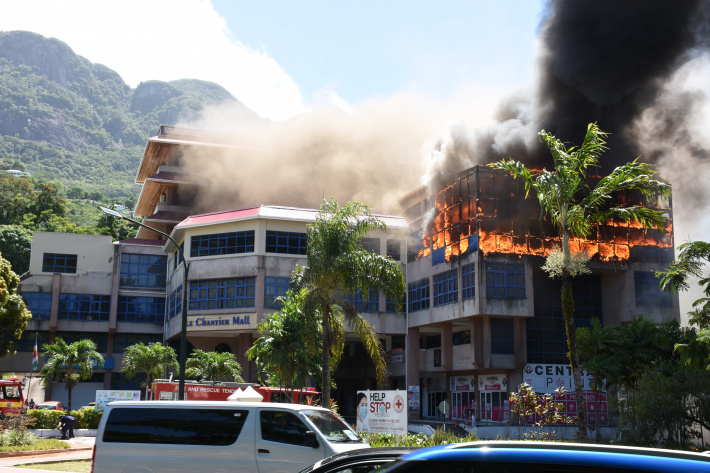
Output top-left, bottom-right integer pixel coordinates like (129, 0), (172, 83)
(0, 437), (94, 473)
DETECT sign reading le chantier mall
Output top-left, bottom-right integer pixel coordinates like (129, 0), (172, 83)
(187, 314), (257, 331)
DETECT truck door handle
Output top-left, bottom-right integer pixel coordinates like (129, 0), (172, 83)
(258, 449), (270, 454)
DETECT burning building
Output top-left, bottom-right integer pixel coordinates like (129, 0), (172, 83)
(401, 165), (678, 424)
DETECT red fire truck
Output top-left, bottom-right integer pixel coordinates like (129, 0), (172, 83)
(149, 379), (319, 404)
(0, 377), (25, 419)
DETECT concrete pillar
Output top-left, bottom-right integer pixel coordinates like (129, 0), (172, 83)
(441, 322), (453, 372)
(237, 333), (252, 382)
(406, 326), (420, 420)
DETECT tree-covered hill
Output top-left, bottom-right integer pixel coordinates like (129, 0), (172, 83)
(0, 30), (255, 199)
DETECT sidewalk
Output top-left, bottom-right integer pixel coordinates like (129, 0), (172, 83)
(0, 437), (94, 470)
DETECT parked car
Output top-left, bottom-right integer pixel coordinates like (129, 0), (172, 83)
(93, 401), (369, 473)
(377, 441), (710, 473)
(301, 447), (418, 473)
(35, 401), (65, 411)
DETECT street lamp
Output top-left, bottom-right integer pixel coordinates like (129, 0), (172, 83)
(100, 207), (191, 400)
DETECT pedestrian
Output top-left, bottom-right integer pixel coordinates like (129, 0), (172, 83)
(28, 398), (35, 409)
(59, 414), (76, 440)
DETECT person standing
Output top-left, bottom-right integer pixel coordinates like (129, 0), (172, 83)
(28, 399), (35, 409)
(59, 414), (76, 440)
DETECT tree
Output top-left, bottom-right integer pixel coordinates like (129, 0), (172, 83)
(185, 349), (244, 382)
(290, 199), (406, 408)
(247, 288), (321, 391)
(32, 182), (66, 226)
(38, 338), (104, 411)
(491, 123), (671, 440)
(0, 250), (31, 358)
(0, 176), (35, 225)
(0, 225), (32, 275)
(121, 342), (178, 392)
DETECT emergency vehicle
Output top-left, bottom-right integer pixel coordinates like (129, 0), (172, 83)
(149, 379), (319, 404)
(0, 377), (25, 419)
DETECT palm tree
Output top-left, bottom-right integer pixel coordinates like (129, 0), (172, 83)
(491, 123), (671, 440)
(121, 342), (178, 395)
(247, 288), (322, 393)
(291, 199), (406, 409)
(39, 337), (104, 411)
(185, 349), (244, 382)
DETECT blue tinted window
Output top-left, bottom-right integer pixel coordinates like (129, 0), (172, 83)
(168, 285), (183, 320)
(58, 294), (110, 321)
(191, 231), (254, 257)
(117, 296), (166, 323)
(485, 262), (525, 298)
(265, 231), (307, 255)
(433, 269), (458, 306)
(635, 271), (673, 307)
(22, 292), (52, 319)
(360, 238), (380, 254)
(264, 277), (290, 308)
(120, 254), (167, 289)
(462, 263), (475, 300)
(347, 288), (379, 312)
(386, 239), (401, 261)
(491, 318), (514, 354)
(408, 278), (430, 312)
(189, 278), (255, 310)
(42, 253), (77, 273)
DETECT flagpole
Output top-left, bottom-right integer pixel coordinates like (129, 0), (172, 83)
(27, 332), (38, 407)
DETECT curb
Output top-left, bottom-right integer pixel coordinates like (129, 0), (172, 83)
(0, 447), (91, 458)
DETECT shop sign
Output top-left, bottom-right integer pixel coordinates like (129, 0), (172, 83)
(407, 386), (420, 411)
(451, 376), (475, 391)
(522, 363), (597, 393)
(356, 390), (407, 434)
(479, 374), (507, 391)
(95, 390), (140, 411)
(187, 313), (256, 331)
(391, 347), (404, 363)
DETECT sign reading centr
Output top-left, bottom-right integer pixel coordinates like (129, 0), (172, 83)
(187, 314), (257, 331)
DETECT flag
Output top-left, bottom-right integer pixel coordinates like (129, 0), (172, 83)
(31, 334), (38, 372)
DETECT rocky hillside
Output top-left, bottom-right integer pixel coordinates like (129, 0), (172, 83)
(0, 31), (255, 198)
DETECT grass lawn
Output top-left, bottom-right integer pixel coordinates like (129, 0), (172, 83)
(15, 460), (91, 472)
(0, 439), (69, 453)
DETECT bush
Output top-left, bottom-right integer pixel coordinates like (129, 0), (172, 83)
(0, 415), (35, 446)
(363, 428), (481, 447)
(25, 409), (64, 429)
(69, 408), (102, 429)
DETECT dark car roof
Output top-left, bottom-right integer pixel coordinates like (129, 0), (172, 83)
(386, 441), (710, 473)
(301, 447), (418, 473)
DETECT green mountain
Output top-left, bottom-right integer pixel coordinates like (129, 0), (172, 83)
(0, 31), (255, 199)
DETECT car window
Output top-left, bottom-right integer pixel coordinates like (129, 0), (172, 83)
(260, 410), (310, 446)
(386, 461), (664, 473)
(330, 460), (397, 473)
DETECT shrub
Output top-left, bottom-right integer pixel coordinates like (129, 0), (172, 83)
(363, 428), (480, 447)
(0, 415), (36, 446)
(26, 409), (64, 429)
(69, 408), (102, 429)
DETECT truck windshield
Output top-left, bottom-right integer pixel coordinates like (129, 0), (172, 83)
(1, 385), (21, 400)
(302, 409), (364, 443)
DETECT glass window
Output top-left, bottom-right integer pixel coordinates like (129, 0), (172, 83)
(117, 296), (166, 323)
(42, 253), (77, 273)
(188, 278), (256, 310)
(58, 294), (110, 321)
(265, 231), (307, 255)
(21, 292), (52, 319)
(190, 231), (255, 257)
(462, 263), (475, 300)
(168, 285), (183, 320)
(120, 253), (167, 289)
(386, 239), (401, 261)
(491, 318), (514, 354)
(433, 269), (458, 306)
(57, 332), (107, 353)
(386, 294), (405, 313)
(408, 278), (430, 312)
(347, 288), (379, 312)
(635, 271), (673, 307)
(485, 262), (525, 299)
(360, 238), (380, 254)
(113, 333), (162, 353)
(260, 410), (309, 446)
(264, 276), (290, 308)
(103, 407), (249, 445)
(1, 331), (50, 352)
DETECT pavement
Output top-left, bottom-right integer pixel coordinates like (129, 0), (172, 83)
(0, 437), (94, 473)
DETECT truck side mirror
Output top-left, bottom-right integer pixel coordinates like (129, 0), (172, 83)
(304, 431), (319, 448)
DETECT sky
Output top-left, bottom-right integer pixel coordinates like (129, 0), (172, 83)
(0, 0), (544, 120)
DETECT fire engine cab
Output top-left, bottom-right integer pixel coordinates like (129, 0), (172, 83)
(149, 379), (318, 404)
(0, 377), (25, 419)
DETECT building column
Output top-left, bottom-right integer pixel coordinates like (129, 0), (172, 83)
(470, 317), (483, 370)
(237, 333), (252, 382)
(406, 326), (420, 420)
(441, 322), (453, 372)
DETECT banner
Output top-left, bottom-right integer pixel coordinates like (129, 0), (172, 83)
(95, 390), (141, 411)
(356, 390), (407, 434)
(31, 334), (38, 371)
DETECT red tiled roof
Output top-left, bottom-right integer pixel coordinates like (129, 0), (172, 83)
(179, 206), (261, 226)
